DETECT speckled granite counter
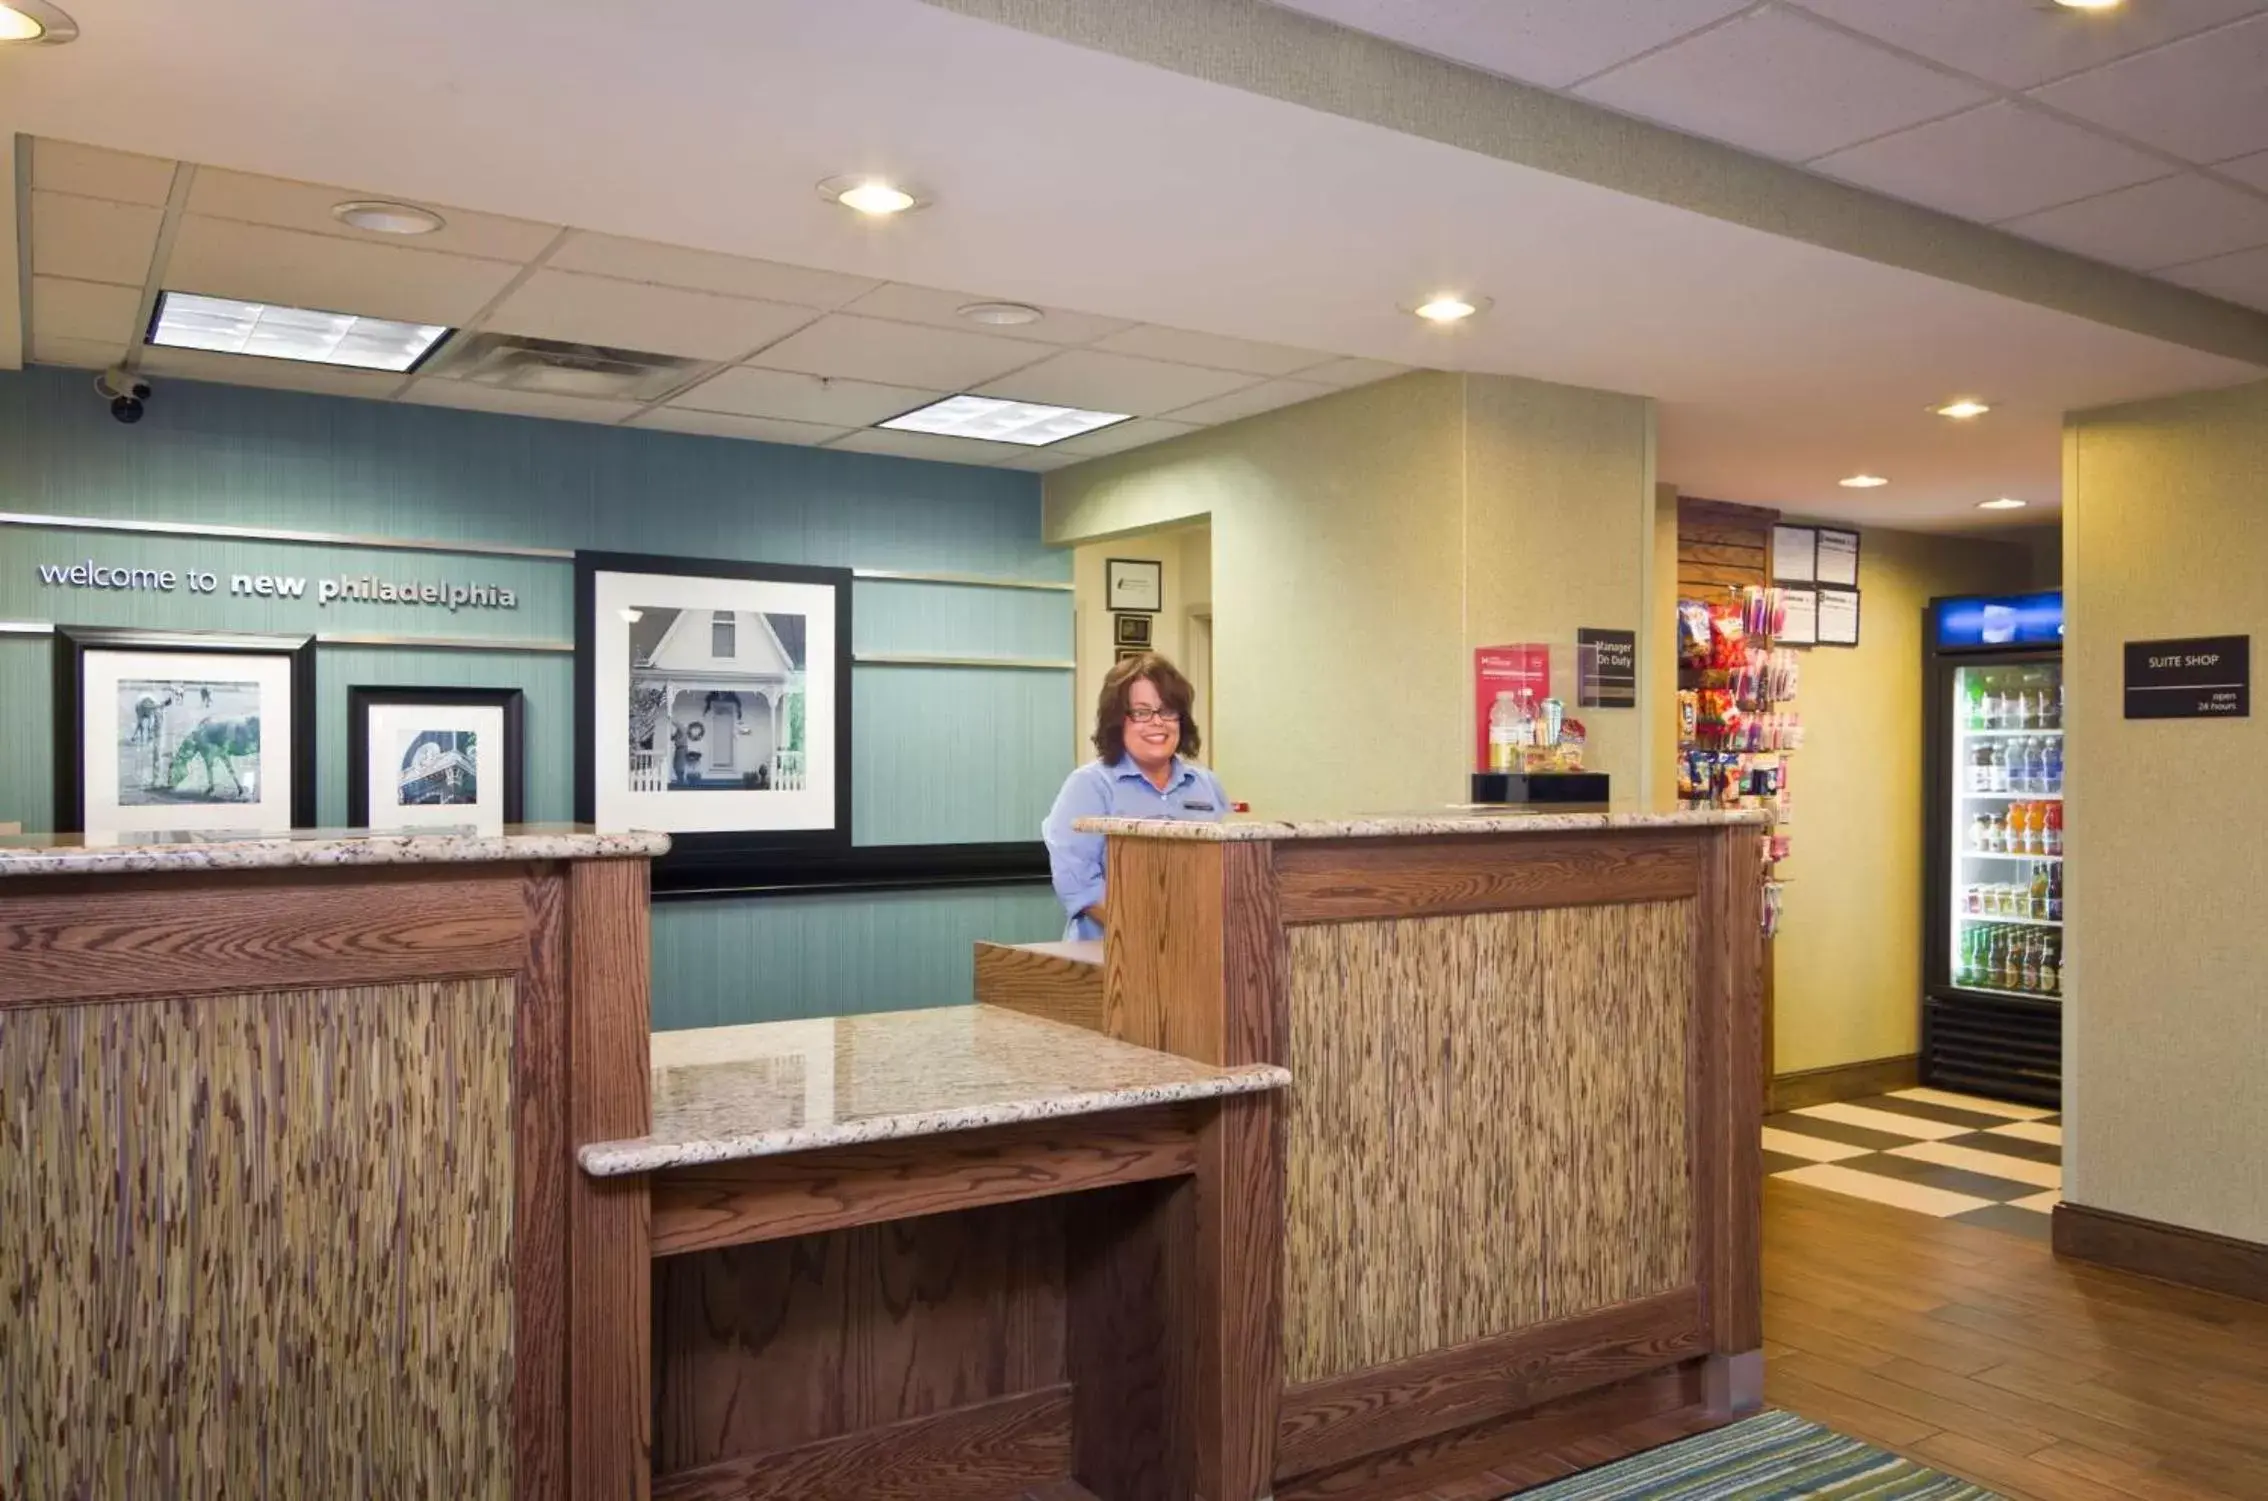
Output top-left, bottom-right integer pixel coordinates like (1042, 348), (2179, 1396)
(0, 823), (670, 877)
(579, 1004), (1291, 1176)
(1076, 804), (1770, 840)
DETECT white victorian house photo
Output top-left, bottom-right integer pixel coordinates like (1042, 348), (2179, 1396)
(627, 608), (807, 793)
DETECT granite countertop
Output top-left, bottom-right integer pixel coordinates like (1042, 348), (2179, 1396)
(0, 824), (671, 878)
(579, 1004), (1291, 1177)
(1075, 805), (1773, 841)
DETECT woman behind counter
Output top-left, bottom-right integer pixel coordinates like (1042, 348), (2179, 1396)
(1042, 652), (1228, 940)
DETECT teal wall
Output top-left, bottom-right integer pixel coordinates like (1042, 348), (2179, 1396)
(0, 365), (1069, 1024)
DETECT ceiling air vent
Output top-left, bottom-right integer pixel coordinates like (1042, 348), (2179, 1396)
(424, 333), (705, 402)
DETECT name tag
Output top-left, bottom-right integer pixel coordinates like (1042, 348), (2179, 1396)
(1182, 801), (1216, 812)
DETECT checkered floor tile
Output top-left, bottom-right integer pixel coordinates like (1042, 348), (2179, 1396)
(1763, 1087), (2060, 1241)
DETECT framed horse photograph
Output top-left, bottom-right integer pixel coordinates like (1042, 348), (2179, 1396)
(53, 627), (317, 837)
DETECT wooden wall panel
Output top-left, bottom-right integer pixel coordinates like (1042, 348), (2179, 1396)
(650, 1200), (1069, 1474)
(974, 941), (1105, 1032)
(1675, 498), (1776, 601)
(1282, 902), (1695, 1384)
(1273, 836), (1698, 924)
(0, 981), (517, 1500)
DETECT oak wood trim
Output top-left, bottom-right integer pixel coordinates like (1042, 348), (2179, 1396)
(0, 869), (532, 1007)
(1695, 827), (1764, 1357)
(1767, 1053), (1920, 1113)
(1272, 834), (1700, 925)
(1272, 1288), (1707, 1481)
(974, 941), (1105, 1033)
(568, 858), (653, 1501)
(648, 1107), (1199, 1257)
(651, 1384), (1073, 1501)
(1104, 838), (1227, 1061)
(1278, 1361), (1711, 1501)
(514, 869), (570, 1501)
(2053, 1202), (2268, 1305)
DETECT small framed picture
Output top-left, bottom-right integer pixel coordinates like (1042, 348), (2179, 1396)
(347, 686), (526, 831)
(1115, 649), (1144, 664)
(576, 551), (852, 865)
(1106, 558), (1163, 614)
(1113, 613), (1153, 649)
(53, 627), (316, 837)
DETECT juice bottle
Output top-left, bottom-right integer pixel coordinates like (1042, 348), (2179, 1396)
(2042, 801), (2062, 856)
(2030, 862), (2051, 920)
(2010, 802), (2034, 855)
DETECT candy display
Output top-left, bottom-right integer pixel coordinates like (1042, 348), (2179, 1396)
(1676, 585), (1803, 934)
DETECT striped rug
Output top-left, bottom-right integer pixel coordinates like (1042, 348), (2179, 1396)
(1504, 1411), (2002, 1498)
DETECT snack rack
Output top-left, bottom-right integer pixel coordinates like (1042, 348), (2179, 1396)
(1676, 585), (1803, 936)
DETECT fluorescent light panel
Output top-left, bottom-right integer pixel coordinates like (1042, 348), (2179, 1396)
(879, 394), (1129, 447)
(149, 292), (451, 373)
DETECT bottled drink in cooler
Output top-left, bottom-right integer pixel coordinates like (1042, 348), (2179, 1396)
(2047, 864), (2064, 921)
(2044, 737), (2063, 794)
(2043, 800), (2063, 855)
(2041, 936), (2061, 996)
(2001, 929), (2023, 991)
(2031, 862), (2051, 920)
(2020, 932), (2040, 992)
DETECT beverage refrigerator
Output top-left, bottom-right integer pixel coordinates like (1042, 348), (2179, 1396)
(1922, 591), (2065, 1107)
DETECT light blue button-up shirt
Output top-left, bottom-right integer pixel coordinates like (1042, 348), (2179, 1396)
(1041, 756), (1230, 940)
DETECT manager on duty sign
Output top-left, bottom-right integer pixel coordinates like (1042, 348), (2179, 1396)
(2123, 636), (2250, 720)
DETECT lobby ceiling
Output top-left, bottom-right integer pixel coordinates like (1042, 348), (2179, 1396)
(1271, 0), (2268, 309)
(4, 0), (2266, 530)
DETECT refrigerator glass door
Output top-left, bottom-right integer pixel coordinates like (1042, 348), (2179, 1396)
(1948, 659), (2064, 1000)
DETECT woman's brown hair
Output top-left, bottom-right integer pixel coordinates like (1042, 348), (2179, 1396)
(1092, 653), (1202, 763)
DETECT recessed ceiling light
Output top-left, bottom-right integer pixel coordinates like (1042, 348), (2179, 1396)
(816, 175), (926, 217)
(956, 301), (1044, 327)
(1979, 497), (2029, 510)
(1406, 292), (1491, 323)
(1934, 398), (1991, 419)
(332, 200), (446, 236)
(2054, 0), (2120, 10)
(1839, 473), (1890, 488)
(148, 291), (452, 373)
(0, 0), (77, 42)
(879, 394), (1128, 447)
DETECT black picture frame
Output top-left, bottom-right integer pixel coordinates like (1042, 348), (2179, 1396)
(1106, 557), (1163, 613)
(52, 626), (317, 834)
(576, 550), (855, 881)
(1113, 613), (1153, 649)
(346, 685), (527, 828)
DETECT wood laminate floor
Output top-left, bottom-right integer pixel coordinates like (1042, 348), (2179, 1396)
(1761, 1177), (2268, 1501)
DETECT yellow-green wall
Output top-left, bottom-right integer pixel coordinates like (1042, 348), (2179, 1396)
(2064, 377), (2268, 1244)
(1767, 526), (2032, 1074)
(1045, 371), (1655, 818)
(1070, 522), (1210, 762)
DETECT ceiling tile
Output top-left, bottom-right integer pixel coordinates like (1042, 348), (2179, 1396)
(2029, 14), (2268, 163)
(668, 367), (943, 425)
(165, 217), (522, 326)
(1162, 377), (1336, 425)
(1787, 0), (2268, 92)
(1052, 418), (1201, 457)
(2160, 244), (2268, 310)
(30, 334), (131, 370)
(31, 138), (176, 205)
(822, 428), (1020, 466)
(1090, 324), (1332, 376)
(31, 192), (164, 286)
(137, 345), (408, 399)
(993, 447), (1092, 472)
(1296, 356), (1408, 388)
(2002, 173), (2268, 269)
(185, 168), (561, 263)
(2220, 150), (2268, 191)
(550, 233), (884, 308)
(1811, 102), (2174, 224)
(402, 378), (644, 425)
(629, 408), (853, 446)
(484, 269), (819, 360)
(750, 314), (1050, 389)
(1263, 0), (1753, 90)
(31, 276), (144, 344)
(974, 349), (1257, 417)
(1574, 7), (1992, 162)
(840, 283), (1138, 346)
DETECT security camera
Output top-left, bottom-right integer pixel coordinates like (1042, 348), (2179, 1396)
(95, 367), (153, 425)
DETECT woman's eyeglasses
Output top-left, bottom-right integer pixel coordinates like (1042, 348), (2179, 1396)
(1127, 708), (1182, 724)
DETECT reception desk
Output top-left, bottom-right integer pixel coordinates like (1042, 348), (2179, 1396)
(1080, 807), (1769, 1498)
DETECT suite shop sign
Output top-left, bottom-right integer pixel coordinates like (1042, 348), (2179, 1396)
(2123, 636), (2249, 720)
(36, 557), (519, 613)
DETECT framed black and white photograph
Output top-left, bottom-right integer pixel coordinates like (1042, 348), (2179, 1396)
(53, 626), (315, 837)
(576, 552), (852, 862)
(347, 686), (526, 831)
(1113, 613), (1153, 649)
(1106, 558), (1163, 614)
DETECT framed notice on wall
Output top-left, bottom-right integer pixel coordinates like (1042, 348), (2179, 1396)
(1816, 587), (1861, 647)
(1779, 587), (1819, 646)
(1815, 528), (1860, 588)
(1771, 525), (1817, 583)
